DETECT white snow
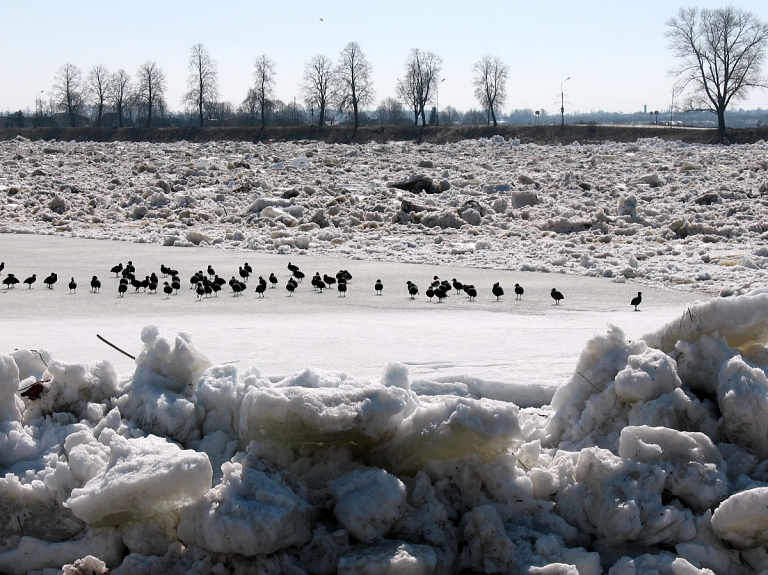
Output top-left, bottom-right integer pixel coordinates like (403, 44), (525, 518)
(1, 136), (768, 574)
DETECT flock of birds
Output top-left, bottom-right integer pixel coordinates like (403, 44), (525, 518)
(0, 260), (644, 310)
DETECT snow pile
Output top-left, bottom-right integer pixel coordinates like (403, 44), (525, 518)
(2, 290), (768, 573)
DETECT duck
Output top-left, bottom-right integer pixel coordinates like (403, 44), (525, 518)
(466, 285), (477, 301)
(407, 281), (419, 299)
(551, 288), (564, 305)
(91, 276), (101, 293)
(68, 277), (77, 293)
(492, 282), (504, 301)
(514, 284), (524, 300)
(43, 273), (57, 289)
(269, 273), (278, 288)
(631, 291), (642, 311)
(110, 263), (123, 277)
(117, 282), (127, 297)
(337, 281), (348, 297)
(23, 274), (37, 289)
(452, 278), (463, 294)
(163, 282), (173, 298)
(374, 279), (383, 295)
(255, 282), (267, 298)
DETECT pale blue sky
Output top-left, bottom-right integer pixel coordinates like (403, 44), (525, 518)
(3, 1), (768, 115)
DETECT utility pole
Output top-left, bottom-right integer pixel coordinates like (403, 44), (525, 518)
(560, 77), (571, 128)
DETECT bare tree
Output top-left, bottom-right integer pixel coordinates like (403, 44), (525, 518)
(376, 97), (407, 125)
(183, 43), (218, 127)
(667, 6), (768, 143)
(301, 54), (335, 127)
(396, 49), (443, 126)
(252, 55), (276, 129)
(136, 61), (166, 127)
(335, 42), (374, 128)
(86, 64), (109, 126)
(52, 63), (84, 127)
(473, 55), (509, 126)
(108, 69), (131, 127)
(441, 106), (461, 125)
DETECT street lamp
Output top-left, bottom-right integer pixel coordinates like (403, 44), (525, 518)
(560, 77), (571, 128)
(436, 78), (445, 127)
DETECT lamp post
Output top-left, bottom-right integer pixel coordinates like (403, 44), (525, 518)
(436, 77), (445, 127)
(560, 77), (571, 128)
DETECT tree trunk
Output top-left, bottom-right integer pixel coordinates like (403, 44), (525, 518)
(261, 103), (266, 129)
(319, 103), (325, 127)
(716, 107), (726, 143)
(491, 107), (498, 127)
(353, 99), (359, 128)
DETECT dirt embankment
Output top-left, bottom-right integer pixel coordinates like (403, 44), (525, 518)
(2, 124), (768, 145)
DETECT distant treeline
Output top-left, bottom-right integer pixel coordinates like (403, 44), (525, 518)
(3, 124), (768, 146)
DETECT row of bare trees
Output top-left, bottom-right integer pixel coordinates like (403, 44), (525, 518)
(51, 61), (166, 127)
(49, 41), (512, 129)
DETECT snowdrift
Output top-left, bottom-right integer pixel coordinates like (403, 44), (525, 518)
(2, 291), (768, 574)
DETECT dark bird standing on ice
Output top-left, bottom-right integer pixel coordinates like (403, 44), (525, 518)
(23, 274), (36, 289)
(110, 263), (123, 277)
(286, 279), (297, 296)
(44, 273), (57, 289)
(407, 281), (419, 299)
(117, 282), (127, 297)
(0, 262), (4, 275)
(514, 284), (524, 300)
(452, 278), (463, 294)
(337, 281), (347, 297)
(2, 274), (17, 289)
(269, 273), (278, 288)
(374, 279), (383, 295)
(631, 291), (642, 311)
(68, 277), (77, 293)
(466, 285), (477, 301)
(492, 282), (504, 301)
(551, 288), (564, 305)
(91, 276), (101, 293)
(255, 282), (267, 297)
(425, 286), (435, 301)
(163, 282), (173, 298)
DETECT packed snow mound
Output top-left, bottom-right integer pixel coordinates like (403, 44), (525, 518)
(2, 290), (768, 573)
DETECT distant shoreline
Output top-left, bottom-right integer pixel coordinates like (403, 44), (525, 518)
(3, 124), (768, 145)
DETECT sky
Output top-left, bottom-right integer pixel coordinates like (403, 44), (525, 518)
(2, 0), (768, 116)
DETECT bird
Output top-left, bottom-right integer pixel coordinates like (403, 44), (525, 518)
(631, 291), (642, 311)
(2, 274), (17, 289)
(0, 262), (4, 275)
(148, 279), (158, 294)
(434, 285), (449, 302)
(425, 286), (435, 301)
(124, 261), (135, 275)
(160, 264), (170, 277)
(110, 263), (123, 277)
(337, 269), (352, 282)
(117, 282), (127, 297)
(255, 282), (267, 297)
(232, 280), (246, 296)
(514, 284), (524, 300)
(269, 273), (278, 288)
(407, 281), (419, 299)
(91, 276), (101, 293)
(492, 282), (504, 301)
(286, 280), (296, 296)
(196, 282), (205, 300)
(244, 262), (253, 275)
(23, 274), (37, 289)
(171, 278), (181, 294)
(163, 282), (173, 298)
(43, 273), (57, 289)
(207, 265), (216, 278)
(551, 288), (564, 305)
(452, 278), (463, 294)
(374, 279), (383, 295)
(211, 282), (221, 297)
(337, 281), (347, 297)
(466, 285), (477, 301)
(239, 266), (250, 282)
(68, 277), (77, 293)
(430, 276), (441, 289)
(323, 274), (337, 289)
(293, 269), (305, 282)
(288, 262), (299, 273)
